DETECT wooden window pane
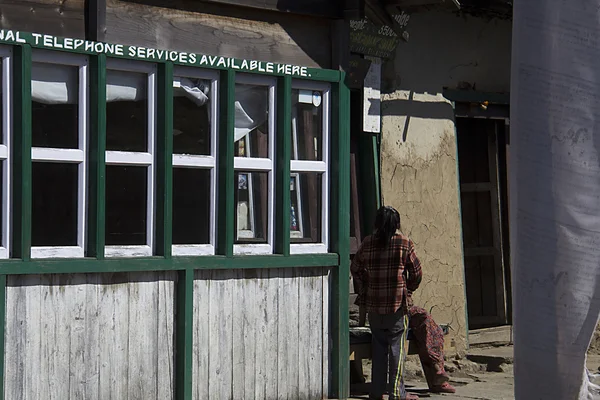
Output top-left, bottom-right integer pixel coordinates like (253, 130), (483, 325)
(106, 70), (148, 152)
(31, 63), (79, 149)
(173, 168), (211, 244)
(234, 171), (268, 244)
(105, 166), (147, 245)
(234, 84), (269, 159)
(173, 78), (211, 155)
(290, 172), (322, 243)
(291, 89), (323, 161)
(32, 162), (78, 246)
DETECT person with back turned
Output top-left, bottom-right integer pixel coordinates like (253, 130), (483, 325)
(351, 206), (422, 400)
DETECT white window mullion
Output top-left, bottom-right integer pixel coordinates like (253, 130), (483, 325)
(289, 83), (330, 255)
(105, 151), (152, 165)
(290, 160), (327, 173)
(146, 71), (156, 251)
(2, 50), (11, 257)
(233, 76), (276, 255)
(233, 157), (272, 171)
(104, 61), (155, 258)
(173, 154), (215, 168)
(31, 53), (87, 259)
(77, 62), (88, 250)
(322, 88), (331, 250)
(31, 148), (84, 163)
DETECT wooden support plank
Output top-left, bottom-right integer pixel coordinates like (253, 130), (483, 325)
(155, 62), (174, 257)
(209, 270), (234, 399)
(12, 45), (32, 261)
(87, 54), (106, 259)
(158, 272), (176, 398)
(85, 0), (107, 41)
(193, 270), (210, 400)
(330, 73), (351, 399)
(264, 268), (279, 399)
(275, 76), (292, 255)
(217, 70), (235, 257)
(175, 268), (194, 400)
(253, 269), (268, 399)
(232, 270), (258, 399)
(322, 267), (331, 396)
(487, 125), (507, 324)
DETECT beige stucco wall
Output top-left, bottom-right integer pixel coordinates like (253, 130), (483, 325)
(380, 10), (512, 355)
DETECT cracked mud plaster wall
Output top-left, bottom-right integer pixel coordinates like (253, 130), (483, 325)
(380, 10), (512, 355)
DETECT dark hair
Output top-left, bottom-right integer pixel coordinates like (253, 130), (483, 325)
(373, 206), (401, 247)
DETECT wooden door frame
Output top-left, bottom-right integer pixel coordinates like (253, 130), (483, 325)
(456, 115), (510, 328)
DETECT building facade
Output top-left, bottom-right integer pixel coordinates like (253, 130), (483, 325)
(0, 0), (364, 399)
(379, 4), (512, 354)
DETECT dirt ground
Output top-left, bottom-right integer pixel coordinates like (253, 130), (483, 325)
(348, 344), (600, 400)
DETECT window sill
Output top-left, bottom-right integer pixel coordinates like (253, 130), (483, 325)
(31, 246), (84, 259)
(105, 245), (152, 258)
(172, 244), (215, 257)
(233, 243), (272, 255)
(290, 243), (328, 254)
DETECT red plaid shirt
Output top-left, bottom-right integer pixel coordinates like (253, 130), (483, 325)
(351, 233), (422, 314)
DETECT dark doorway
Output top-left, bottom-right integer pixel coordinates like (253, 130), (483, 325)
(456, 116), (511, 329)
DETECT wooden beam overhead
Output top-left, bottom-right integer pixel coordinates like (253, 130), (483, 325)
(85, 0), (107, 41)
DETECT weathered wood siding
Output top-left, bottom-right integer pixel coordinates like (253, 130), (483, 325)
(193, 268), (331, 399)
(0, 0), (85, 38)
(3, 268), (331, 400)
(4, 272), (176, 400)
(106, 0), (332, 68)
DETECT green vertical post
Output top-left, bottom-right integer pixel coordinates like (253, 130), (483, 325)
(275, 76), (291, 255)
(330, 73), (351, 399)
(216, 70), (235, 257)
(175, 268), (194, 400)
(155, 62), (174, 257)
(87, 54), (106, 259)
(0, 274), (6, 400)
(12, 45), (32, 261)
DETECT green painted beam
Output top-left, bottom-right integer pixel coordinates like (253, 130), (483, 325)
(217, 69), (236, 257)
(330, 73), (351, 399)
(87, 54), (106, 259)
(0, 254), (339, 275)
(275, 76), (292, 255)
(12, 44), (32, 261)
(156, 62), (174, 257)
(175, 268), (193, 400)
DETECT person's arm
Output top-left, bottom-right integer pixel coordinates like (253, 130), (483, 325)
(351, 243), (368, 304)
(405, 240), (422, 292)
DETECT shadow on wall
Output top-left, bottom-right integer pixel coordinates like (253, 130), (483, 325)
(382, 90), (456, 142)
(117, 0), (334, 68)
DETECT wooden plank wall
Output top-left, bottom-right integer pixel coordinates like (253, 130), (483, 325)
(193, 267), (331, 399)
(4, 272), (176, 400)
(105, 0), (332, 68)
(0, 0), (85, 38)
(3, 268), (331, 399)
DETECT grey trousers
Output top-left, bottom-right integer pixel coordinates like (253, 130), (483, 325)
(369, 309), (409, 400)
